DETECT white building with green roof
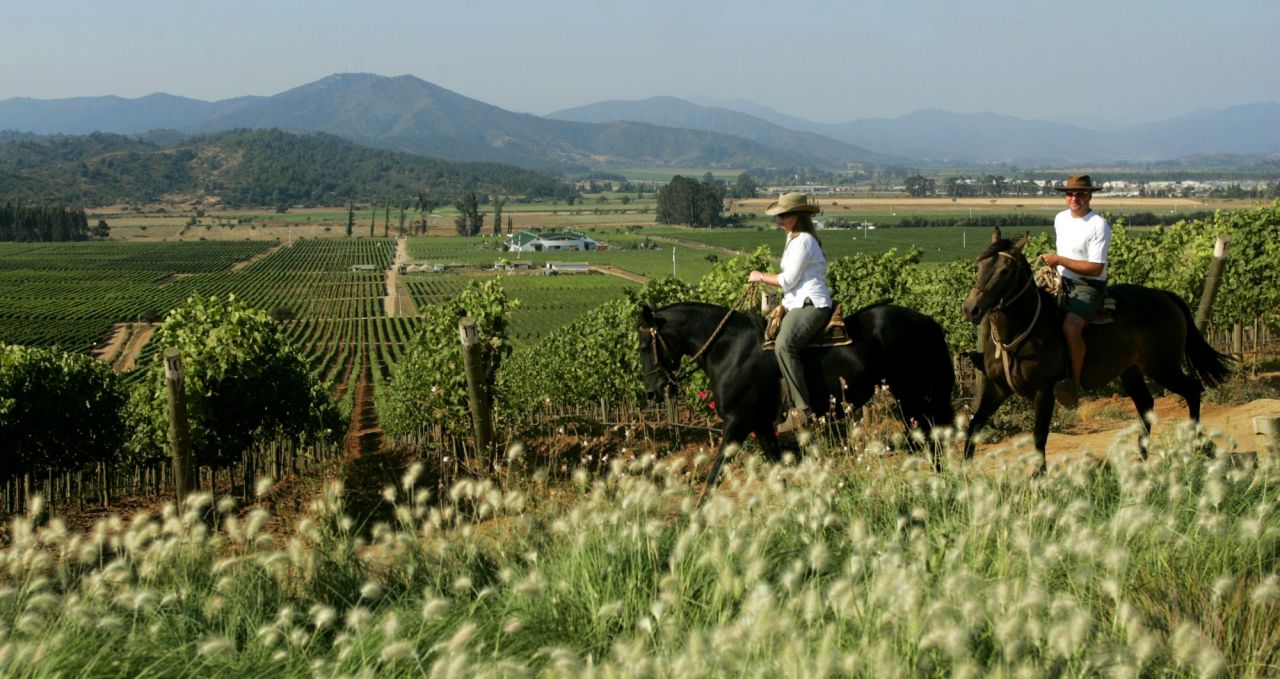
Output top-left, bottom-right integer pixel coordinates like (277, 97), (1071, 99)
(504, 230), (600, 253)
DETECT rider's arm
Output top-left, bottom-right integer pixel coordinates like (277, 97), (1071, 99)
(1040, 252), (1104, 278)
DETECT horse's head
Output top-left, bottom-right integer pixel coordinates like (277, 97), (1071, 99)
(962, 227), (1032, 324)
(637, 305), (679, 402)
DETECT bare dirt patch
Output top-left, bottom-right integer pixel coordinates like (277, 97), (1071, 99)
(971, 397), (1280, 471)
(113, 323), (156, 372)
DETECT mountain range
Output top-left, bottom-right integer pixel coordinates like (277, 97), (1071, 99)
(1, 73), (1277, 170)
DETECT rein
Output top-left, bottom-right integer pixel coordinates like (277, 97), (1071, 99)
(984, 251), (1043, 388)
(645, 283), (759, 388)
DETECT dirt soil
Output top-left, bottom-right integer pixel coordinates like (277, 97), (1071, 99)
(972, 392), (1274, 471)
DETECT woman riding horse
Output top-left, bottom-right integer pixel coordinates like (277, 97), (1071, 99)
(638, 300), (955, 493)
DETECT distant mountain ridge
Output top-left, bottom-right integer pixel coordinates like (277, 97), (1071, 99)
(1, 74), (1276, 166)
(548, 96), (900, 166)
(677, 97), (1280, 163)
(0, 74), (829, 173)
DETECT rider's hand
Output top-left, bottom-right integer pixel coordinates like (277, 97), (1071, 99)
(748, 271), (764, 283)
(1039, 252), (1059, 267)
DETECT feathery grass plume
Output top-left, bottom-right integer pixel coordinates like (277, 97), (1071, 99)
(197, 636), (235, 657)
(1249, 574), (1280, 606)
(255, 475), (275, 498)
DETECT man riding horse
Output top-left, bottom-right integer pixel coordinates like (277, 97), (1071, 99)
(1039, 174), (1111, 408)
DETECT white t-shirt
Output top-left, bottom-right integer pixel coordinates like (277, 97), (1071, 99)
(1053, 209), (1111, 281)
(776, 231), (832, 310)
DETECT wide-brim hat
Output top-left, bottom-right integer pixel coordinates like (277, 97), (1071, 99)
(765, 192), (821, 216)
(1053, 175), (1102, 193)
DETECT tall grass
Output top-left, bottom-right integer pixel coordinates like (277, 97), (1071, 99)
(1, 428), (1276, 677)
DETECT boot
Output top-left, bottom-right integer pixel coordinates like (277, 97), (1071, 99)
(776, 408), (813, 434)
(1053, 379), (1081, 408)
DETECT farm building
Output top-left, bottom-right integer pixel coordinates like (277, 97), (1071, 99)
(505, 230), (600, 253)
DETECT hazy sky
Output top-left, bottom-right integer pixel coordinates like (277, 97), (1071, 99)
(2, 0), (1276, 125)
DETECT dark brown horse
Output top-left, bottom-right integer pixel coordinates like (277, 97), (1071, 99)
(961, 228), (1231, 470)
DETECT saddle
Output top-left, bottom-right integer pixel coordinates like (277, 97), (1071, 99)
(1035, 266), (1116, 325)
(763, 303), (853, 350)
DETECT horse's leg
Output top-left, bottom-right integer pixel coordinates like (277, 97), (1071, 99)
(963, 376), (1009, 460)
(1031, 389), (1055, 475)
(699, 417), (753, 504)
(1119, 366), (1155, 460)
(1146, 363), (1213, 457)
(754, 427), (783, 463)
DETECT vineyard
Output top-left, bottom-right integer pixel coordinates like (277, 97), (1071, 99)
(0, 200), (1278, 675)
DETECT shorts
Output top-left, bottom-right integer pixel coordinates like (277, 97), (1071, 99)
(1060, 276), (1105, 321)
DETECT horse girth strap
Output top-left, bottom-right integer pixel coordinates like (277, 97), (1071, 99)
(649, 283), (759, 384)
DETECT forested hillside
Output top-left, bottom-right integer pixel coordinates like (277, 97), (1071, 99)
(0, 129), (572, 207)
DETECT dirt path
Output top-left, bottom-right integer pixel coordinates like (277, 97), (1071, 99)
(973, 396), (1280, 470)
(230, 241), (286, 272)
(384, 237), (419, 317)
(591, 265), (650, 284)
(339, 355), (410, 528)
(94, 323), (155, 371)
(93, 324), (128, 364)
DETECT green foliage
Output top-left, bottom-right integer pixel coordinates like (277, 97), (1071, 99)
(131, 294), (341, 470)
(827, 247), (923, 310)
(0, 129), (569, 208)
(695, 246), (772, 306)
(0, 203), (91, 241)
(379, 279), (514, 437)
(655, 175), (725, 226)
(0, 344), (126, 477)
(497, 277), (694, 417)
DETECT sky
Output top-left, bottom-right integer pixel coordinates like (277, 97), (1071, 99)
(2, 0), (1276, 126)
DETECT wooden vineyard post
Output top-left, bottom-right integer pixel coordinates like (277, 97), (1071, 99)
(459, 317), (494, 454)
(164, 348), (195, 509)
(1194, 236), (1229, 332)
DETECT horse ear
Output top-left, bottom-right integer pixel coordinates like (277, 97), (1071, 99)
(1012, 232), (1029, 252)
(991, 227), (1003, 243)
(640, 305), (655, 327)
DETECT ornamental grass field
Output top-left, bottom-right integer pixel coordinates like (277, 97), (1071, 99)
(1, 428), (1277, 677)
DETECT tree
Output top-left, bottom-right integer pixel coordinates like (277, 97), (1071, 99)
(94, 219), (110, 239)
(491, 195), (507, 236)
(415, 190), (440, 235)
(369, 202), (376, 238)
(383, 199), (390, 238)
(656, 175), (725, 226)
(904, 175), (935, 197)
(731, 173), (758, 199)
(346, 198), (354, 237)
(454, 191), (484, 236)
(398, 202), (407, 237)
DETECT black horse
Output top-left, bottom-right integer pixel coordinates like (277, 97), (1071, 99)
(961, 229), (1232, 470)
(637, 301), (955, 491)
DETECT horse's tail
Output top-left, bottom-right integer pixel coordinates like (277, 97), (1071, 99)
(1167, 291), (1233, 388)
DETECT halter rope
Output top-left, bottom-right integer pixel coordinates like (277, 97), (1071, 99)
(645, 282), (759, 388)
(984, 251), (1043, 388)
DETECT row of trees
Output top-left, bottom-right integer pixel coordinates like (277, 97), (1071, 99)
(0, 203), (102, 241)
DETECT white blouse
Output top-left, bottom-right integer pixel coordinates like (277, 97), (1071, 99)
(776, 232), (832, 310)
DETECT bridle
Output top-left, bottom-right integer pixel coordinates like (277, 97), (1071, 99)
(640, 283), (759, 390)
(975, 250), (1044, 387)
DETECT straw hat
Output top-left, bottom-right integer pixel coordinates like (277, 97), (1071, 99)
(765, 192), (821, 216)
(1053, 175), (1102, 193)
